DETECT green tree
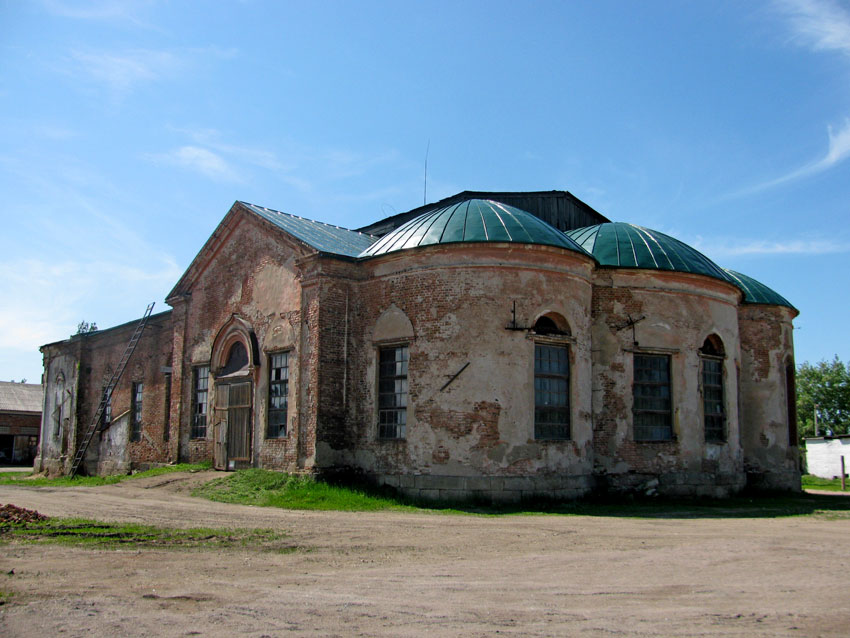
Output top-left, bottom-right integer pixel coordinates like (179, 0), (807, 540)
(796, 356), (850, 439)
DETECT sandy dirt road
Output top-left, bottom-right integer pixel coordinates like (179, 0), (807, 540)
(1, 472), (849, 637)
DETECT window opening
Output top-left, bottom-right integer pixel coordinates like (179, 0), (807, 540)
(163, 373), (172, 441)
(191, 366), (209, 439)
(268, 352), (289, 438)
(130, 382), (143, 442)
(221, 342), (249, 375)
(101, 385), (113, 430)
(633, 354), (672, 441)
(534, 343), (570, 439)
(702, 358), (725, 442)
(378, 345), (408, 439)
(786, 361), (797, 446)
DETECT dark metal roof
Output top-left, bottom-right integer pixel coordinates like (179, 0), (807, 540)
(723, 269), (796, 309)
(566, 223), (734, 283)
(0, 382), (43, 413)
(240, 202), (377, 257)
(358, 190), (610, 237)
(359, 199), (591, 258)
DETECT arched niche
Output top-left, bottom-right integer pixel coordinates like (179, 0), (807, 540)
(373, 304), (414, 342)
(211, 315), (260, 377)
(533, 312), (571, 336)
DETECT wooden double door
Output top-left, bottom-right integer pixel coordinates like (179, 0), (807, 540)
(213, 381), (252, 470)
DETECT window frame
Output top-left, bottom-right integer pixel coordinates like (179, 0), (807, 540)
(267, 351), (290, 439)
(632, 353), (673, 442)
(191, 365), (210, 440)
(533, 341), (571, 441)
(377, 343), (409, 440)
(701, 354), (726, 443)
(130, 381), (143, 442)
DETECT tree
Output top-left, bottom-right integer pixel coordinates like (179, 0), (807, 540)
(75, 320), (98, 335)
(796, 356), (850, 439)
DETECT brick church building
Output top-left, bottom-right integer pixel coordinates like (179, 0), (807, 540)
(37, 191), (800, 499)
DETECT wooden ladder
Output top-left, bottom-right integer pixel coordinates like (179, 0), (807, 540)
(69, 302), (155, 477)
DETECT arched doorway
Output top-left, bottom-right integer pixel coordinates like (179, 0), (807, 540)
(210, 317), (258, 470)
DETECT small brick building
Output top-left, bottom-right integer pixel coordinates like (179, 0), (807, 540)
(0, 381), (43, 465)
(37, 191), (800, 498)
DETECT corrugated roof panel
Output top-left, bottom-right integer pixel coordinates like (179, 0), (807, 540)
(0, 382), (43, 413)
(240, 202), (377, 257)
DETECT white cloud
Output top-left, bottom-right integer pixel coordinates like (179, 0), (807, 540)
(69, 48), (180, 93)
(776, 0), (850, 57)
(147, 146), (241, 181)
(691, 236), (846, 258)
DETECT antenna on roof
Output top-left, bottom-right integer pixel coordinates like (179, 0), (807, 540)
(423, 139), (430, 205)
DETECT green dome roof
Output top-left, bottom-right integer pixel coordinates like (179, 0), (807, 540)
(723, 269), (795, 309)
(358, 199), (590, 258)
(565, 223), (733, 283)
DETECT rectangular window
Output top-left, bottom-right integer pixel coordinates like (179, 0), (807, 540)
(163, 373), (172, 442)
(702, 357), (725, 442)
(130, 382), (143, 442)
(101, 385), (113, 430)
(378, 345), (408, 439)
(534, 343), (570, 440)
(191, 366), (209, 439)
(633, 354), (672, 441)
(268, 352), (289, 438)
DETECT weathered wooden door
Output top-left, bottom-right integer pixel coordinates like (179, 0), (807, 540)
(213, 381), (252, 470)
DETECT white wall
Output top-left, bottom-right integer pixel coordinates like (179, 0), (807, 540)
(805, 438), (850, 479)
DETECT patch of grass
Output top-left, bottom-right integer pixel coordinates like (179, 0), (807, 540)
(193, 469), (850, 519)
(802, 474), (850, 492)
(0, 591), (13, 605)
(0, 516), (294, 551)
(193, 469), (417, 512)
(0, 461), (211, 487)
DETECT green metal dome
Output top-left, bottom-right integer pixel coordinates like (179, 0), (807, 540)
(723, 269), (795, 309)
(358, 199), (590, 258)
(565, 222), (734, 283)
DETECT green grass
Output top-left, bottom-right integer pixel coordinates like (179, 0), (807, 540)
(0, 461), (211, 487)
(802, 474), (850, 492)
(193, 469), (417, 512)
(192, 469), (850, 519)
(0, 516), (294, 551)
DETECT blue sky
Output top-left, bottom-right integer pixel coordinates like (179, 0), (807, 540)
(1, 0), (849, 383)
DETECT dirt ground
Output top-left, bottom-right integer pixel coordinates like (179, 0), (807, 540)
(1, 472), (849, 637)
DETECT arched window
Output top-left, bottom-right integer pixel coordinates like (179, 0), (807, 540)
(700, 335), (725, 442)
(533, 313), (571, 336)
(221, 342), (249, 376)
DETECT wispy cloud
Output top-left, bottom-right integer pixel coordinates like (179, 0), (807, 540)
(730, 1), (850, 195)
(147, 146), (242, 181)
(691, 235), (847, 258)
(776, 0), (850, 57)
(69, 48), (180, 93)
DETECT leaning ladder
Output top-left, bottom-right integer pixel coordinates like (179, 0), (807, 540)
(69, 302), (155, 477)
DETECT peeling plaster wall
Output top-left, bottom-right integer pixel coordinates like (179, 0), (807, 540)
(37, 343), (81, 475)
(317, 243), (596, 501)
(173, 211), (305, 471)
(591, 270), (745, 497)
(738, 305), (800, 491)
